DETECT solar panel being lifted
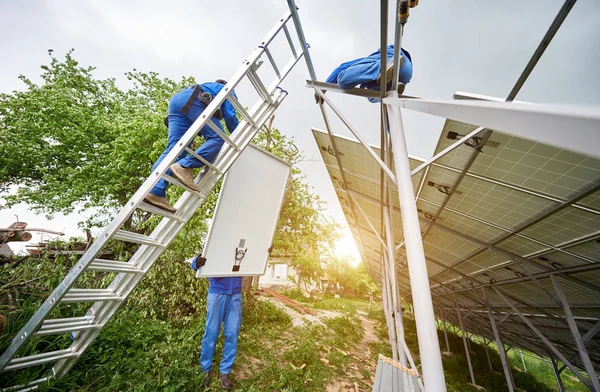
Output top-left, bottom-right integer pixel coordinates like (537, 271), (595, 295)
(312, 109), (600, 374)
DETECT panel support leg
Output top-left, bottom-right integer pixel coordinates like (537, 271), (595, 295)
(550, 355), (567, 392)
(442, 312), (451, 353)
(381, 267), (399, 362)
(484, 338), (493, 371)
(492, 286), (593, 390)
(383, 205), (407, 366)
(456, 304), (476, 385)
(551, 276), (600, 391)
(484, 289), (515, 392)
(386, 95), (446, 391)
(518, 350), (527, 372)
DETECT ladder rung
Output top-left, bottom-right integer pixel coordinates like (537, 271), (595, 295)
(247, 69), (273, 103)
(113, 230), (165, 247)
(137, 201), (186, 222)
(282, 24), (298, 58)
(162, 174), (204, 197)
(227, 95), (257, 128)
(205, 120), (241, 151)
(5, 349), (76, 371)
(35, 316), (99, 336)
(261, 45), (281, 78)
(87, 259), (143, 274)
(184, 147), (222, 174)
(3, 376), (51, 392)
(62, 289), (123, 303)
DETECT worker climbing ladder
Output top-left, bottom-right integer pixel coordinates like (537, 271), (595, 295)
(0, 10), (308, 391)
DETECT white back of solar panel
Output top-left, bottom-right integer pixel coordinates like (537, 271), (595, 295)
(196, 144), (291, 277)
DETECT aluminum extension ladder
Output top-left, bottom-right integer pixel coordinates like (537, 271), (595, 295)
(0, 10), (306, 391)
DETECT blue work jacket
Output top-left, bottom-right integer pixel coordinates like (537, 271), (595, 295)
(208, 277), (243, 295)
(199, 81), (239, 134)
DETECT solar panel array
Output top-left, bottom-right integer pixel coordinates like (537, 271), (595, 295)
(312, 122), (600, 372)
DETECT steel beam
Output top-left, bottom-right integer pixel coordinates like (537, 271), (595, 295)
(315, 89), (397, 186)
(551, 276), (600, 390)
(384, 206), (407, 365)
(387, 99), (446, 390)
(483, 338), (494, 371)
(550, 355), (567, 392)
(484, 289), (515, 392)
(410, 127), (486, 177)
(384, 97), (600, 159)
(442, 312), (451, 353)
(492, 287), (593, 390)
(382, 268), (399, 362)
(559, 320), (600, 374)
(456, 303), (476, 385)
(306, 80), (381, 99)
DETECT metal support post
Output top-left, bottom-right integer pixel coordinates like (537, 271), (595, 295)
(456, 304), (476, 385)
(550, 355), (567, 392)
(492, 287), (593, 390)
(559, 320), (600, 374)
(483, 338), (493, 371)
(551, 275), (600, 391)
(382, 268), (399, 362)
(383, 206), (407, 366)
(442, 312), (451, 353)
(386, 101), (446, 391)
(518, 350), (527, 372)
(484, 289), (515, 392)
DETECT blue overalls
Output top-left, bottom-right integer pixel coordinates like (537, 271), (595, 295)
(191, 256), (243, 375)
(149, 82), (239, 198)
(326, 45), (413, 102)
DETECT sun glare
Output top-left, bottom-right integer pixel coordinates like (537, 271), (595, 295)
(333, 228), (361, 266)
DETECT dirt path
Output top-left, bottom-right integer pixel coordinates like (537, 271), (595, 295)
(260, 296), (382, 392)
(325, 312), (380, 392)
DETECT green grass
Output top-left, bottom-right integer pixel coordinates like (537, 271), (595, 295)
(278, 288), (371, 314)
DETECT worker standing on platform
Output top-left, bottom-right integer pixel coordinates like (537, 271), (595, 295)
(319, 45), (413, 102)
(144, 80), (239, 213)
(189, 255), (243, 391)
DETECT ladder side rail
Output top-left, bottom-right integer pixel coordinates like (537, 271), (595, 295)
(0, 12), (292, 372)
(266, 55), (304, 93)
(51, 91), (288, 380)
(212, 90), (284, 174)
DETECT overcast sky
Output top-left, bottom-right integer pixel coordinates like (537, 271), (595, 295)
(1, 0), (599, 256)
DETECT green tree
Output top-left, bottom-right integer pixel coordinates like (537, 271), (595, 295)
(0, 50), (194, 228)
(252, 119), (339, 287)
(324, 255), (374, 298)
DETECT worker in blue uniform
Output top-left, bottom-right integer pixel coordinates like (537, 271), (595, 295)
(320, 45), (412, 103)
(190, 256), (242, 390)
(145, 80), (239, 213)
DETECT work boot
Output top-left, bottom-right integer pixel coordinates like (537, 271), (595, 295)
(219, 374), (232, 390)
(170, 163), (199, 191)
(202, 372), (211, 388)
(144, 194), (176, 213)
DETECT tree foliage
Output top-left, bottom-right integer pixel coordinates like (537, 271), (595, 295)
(324, 255), (375, 298)
(0, 50), (194, 227)
(252, 120), (339, 287)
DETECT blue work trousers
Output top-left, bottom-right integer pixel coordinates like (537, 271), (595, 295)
(200, 293), (242, 374)
(149, 88), (226, 197)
